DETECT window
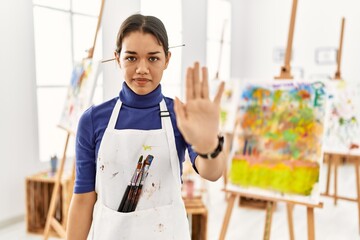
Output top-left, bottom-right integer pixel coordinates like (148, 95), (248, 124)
(33, 0), (103, 161)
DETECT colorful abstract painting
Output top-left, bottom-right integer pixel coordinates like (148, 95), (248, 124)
(219, 79), (240, 133)
(59, 59), (100, 133)
(323, 80), (360, 155)
(228, 80), (327, 204)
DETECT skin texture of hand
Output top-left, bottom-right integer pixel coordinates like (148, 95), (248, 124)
(174, 62), (225, 154)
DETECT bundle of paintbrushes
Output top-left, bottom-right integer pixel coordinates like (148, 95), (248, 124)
(117, 154), (154, 212)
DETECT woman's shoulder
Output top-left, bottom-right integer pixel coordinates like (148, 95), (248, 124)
(91, 97), (119, 115)
(80, 97), (119, 125)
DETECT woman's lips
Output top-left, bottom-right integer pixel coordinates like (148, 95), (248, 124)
(133, 78), (151, 86)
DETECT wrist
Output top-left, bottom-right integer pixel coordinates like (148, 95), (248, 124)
(193, 135), (224, 160)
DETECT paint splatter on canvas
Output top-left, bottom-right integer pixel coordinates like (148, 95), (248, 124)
(59, 59), (100, 133)
(228, 80), (327, 204)
(323, 80), (360, 155)
(219, 79), (240, 133)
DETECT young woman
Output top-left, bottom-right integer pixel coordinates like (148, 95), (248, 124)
(66, 13), (225, 240)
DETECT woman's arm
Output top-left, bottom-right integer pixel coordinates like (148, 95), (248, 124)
(194, 152), (225, 182)
(174, 62), (225, 181)
(66, 191), (97, 240)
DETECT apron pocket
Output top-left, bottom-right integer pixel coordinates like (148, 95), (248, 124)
(90, 202), (176, 240)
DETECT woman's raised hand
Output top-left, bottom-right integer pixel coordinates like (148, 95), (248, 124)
(174, 62), (225, 154)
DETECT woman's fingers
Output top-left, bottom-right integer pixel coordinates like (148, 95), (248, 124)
(186, 67), (194, 101)
(201, 66), (209, 99)
(193, 62), (201, 98)
(186, 62), (211, 101)
(174, 97), (186, 122)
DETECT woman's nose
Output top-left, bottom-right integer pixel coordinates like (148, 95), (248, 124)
(136, 59), (149, 75)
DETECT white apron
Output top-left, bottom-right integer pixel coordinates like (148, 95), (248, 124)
(87, 99), (191, 240)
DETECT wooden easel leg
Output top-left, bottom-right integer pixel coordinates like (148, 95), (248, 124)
(325, 154), (332, 195)
(263, 201), (275, 240)
(334, 156), (339, 205)
(307, 207), (315, 240)
(43, 133), (70, 240)
(354, 160), (360, 234)
(223, 133), (233, 200)
(286, 203), (295, 240)
(219, 194), (236, 240)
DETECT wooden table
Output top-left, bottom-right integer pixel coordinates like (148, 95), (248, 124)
(183, 196), (208, 240)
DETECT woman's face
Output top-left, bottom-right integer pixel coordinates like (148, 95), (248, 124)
(116, 31), (170, 95)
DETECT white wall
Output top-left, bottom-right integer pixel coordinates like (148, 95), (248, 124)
(181, 0), (208, 91)
(230, 0), (360, 82)
(0, 0), (46, 224)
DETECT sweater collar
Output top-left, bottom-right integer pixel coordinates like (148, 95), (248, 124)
(119, 82), (163, 108)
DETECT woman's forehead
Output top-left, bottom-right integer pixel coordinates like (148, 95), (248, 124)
(122, 31), (163, 51)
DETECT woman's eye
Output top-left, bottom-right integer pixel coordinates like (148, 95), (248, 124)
(149, 57), (158, 62)
(126, 57), (136, 62)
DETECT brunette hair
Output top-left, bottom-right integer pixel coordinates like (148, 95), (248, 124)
(115, 14), (169, 56)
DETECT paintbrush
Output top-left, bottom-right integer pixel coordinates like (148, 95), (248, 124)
(124, 156), (149, 212)
(130, 155), (154, 212)
(118, 155), (143, 212)
(122, 155), (149, 212)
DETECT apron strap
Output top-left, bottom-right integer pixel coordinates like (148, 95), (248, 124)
(107, 100), (122, 129)
(160, 100), (182, 189)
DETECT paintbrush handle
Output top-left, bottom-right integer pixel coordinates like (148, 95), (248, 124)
(131, 185), (143, 212)
(117, 184), (131, 212)
(122, 185), (135, 212)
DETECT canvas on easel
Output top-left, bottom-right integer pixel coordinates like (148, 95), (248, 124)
(323, 80), (360, 155)
(219, 79), (240, 134)
(58, 58), (101, 134)
(220, 1), (327, 239)
(227, 79), (328, 205)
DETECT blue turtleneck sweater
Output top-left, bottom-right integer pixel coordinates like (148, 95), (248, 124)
(74, 82), (198, 194)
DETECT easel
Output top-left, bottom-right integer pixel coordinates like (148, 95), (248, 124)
(220, 0), (323, 239)
(42, 1), (105, 239)
(215, 19), (228, 80)
(219, 190), (323, 240)
(321, 17), (347, 206)
(274, 0), (297, 80)
(334, 17), (345, 80)
(321, 17), (360, 234)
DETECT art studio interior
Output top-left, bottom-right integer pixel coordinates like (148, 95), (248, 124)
(2, 0), (360, 239)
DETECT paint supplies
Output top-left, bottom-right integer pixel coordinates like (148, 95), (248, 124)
(117, 155), (154, 212)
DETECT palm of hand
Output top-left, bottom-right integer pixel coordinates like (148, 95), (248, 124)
(174, 62), (224, 153)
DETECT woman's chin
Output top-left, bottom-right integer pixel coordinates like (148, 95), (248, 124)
(131, 85), (152, 95)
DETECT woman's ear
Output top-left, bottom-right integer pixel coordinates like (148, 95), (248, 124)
(114, 51), (121, 66)
(164, 51), (171, 69)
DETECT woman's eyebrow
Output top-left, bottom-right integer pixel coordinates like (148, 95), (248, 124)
(124, 51), (161, 55)
(124, 50), (137, 54)
(148, 51), (161, 55)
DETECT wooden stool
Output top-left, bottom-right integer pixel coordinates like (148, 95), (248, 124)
(183, 196), (208, 240)
(25, 171), (73, 236)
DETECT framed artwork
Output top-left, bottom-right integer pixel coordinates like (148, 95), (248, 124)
(59, 59), (101, 134)
(323, 80), (360, 155)
(227, 79), (327, 204)
(273, 47), (293, 63)
(315, 47), (337, 65)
